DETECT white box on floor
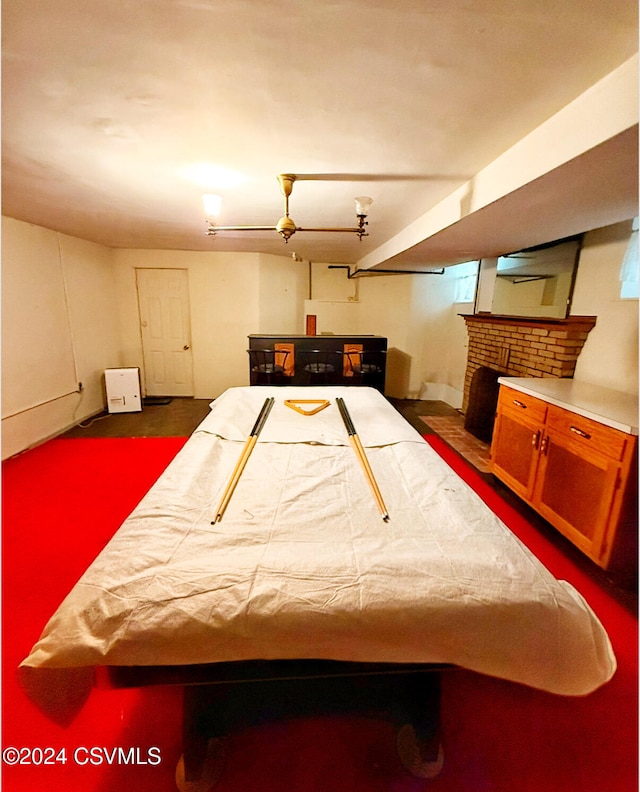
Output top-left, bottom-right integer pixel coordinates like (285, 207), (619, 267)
(105, 368), (142, 413)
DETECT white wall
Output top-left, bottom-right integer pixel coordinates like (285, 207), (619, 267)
(108, 230), (634, 409)
(300, 263), (467, 400)
(258, 253), (308, 334)
(2, 227), (307, 457)
(112, 248), (307, 399)
(302, 263), (360, 335)
(355, 267), (472, 403)
(3, 216), (636, 459)
(310, 262), (357, 302)
(572, 219), (638, 394)
(1, 218), (121, 459)
(303, 300), (362, 335)
(356, 275), (415, 398)
(355, 219), (638, 405)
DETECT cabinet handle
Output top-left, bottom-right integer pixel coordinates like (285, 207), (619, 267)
(532, 430), (541, 449)
(512, 399), (527, 409)
(540, 435), (549, 455)
(570, 425), (591, 440)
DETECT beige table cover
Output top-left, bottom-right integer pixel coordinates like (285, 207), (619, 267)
(22, 387), (616, 696)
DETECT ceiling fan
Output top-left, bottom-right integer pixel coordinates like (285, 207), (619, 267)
(203, 174), (372, 243)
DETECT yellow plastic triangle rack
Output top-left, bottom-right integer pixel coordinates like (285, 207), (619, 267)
(284, 399), (330, 416)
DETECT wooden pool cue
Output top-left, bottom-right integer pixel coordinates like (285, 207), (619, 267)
(336, 397), (389, 521)
(212, 397), (275, 523)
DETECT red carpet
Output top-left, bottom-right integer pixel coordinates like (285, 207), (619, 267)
(2, 438), (188, 792)
(2, 436), (637, 791)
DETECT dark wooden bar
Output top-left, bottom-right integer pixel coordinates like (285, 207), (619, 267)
(248, 334), (387, 391)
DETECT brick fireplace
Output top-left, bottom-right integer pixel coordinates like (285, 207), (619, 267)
(461, 314), (597, 417)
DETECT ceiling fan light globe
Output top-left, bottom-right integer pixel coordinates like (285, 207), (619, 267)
(354, 196), (373, 216)
(202, 193), (222, 220)
(276, 215), (297, 240)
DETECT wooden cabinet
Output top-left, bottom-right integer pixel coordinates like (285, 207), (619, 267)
(491, 387), (547, 501)
(491, 383), (638, 581)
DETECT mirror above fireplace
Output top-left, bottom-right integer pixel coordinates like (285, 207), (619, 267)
(491, 236), (582, 319)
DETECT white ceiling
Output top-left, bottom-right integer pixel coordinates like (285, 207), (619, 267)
(2, 0), (638, 269)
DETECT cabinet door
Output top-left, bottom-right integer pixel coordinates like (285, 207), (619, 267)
(491, 408), (542, 501)
(532, 429), (620, 563)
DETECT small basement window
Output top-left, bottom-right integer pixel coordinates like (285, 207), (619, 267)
(453, 261), (480, 304)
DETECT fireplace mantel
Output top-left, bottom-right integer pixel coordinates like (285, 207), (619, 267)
(463, 313), (597, 333)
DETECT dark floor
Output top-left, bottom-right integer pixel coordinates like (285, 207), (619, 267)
(62, 394), (637, 607)
(64, 396), (457, 440)
(63, 396), (214, 439)
(65, 395), (490, 472)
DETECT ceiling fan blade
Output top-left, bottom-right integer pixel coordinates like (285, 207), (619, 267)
(291, 172), (470, 182)
(295, 227), (364, 233)
(208, 226), (278, 232)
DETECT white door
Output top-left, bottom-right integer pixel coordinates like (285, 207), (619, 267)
(136, 268), (194, 397)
